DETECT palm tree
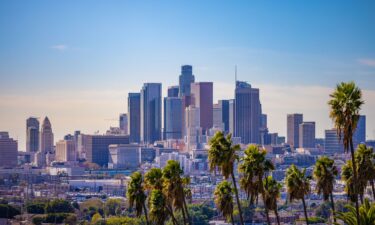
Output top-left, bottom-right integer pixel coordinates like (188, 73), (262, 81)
(127, 171), (150, 225)
(328, 81), (364, 224)
(149, 189), (169, 225)
(356, 144), (375, 201)
(286, 164), (311, 225)
(208, 131), (244, 225)
(239, 144), (274, 225)
(335, 198), (375, 225)
(342, 160), (359, 203)
(313, 156), (338, 223)
(144, 168), (164, 191)
(214, 181), (235, 225)
(163, 160), (191, 225)
(263, 176), (282, 225)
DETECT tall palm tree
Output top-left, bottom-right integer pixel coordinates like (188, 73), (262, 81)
(144, 168), (164, 191)
(313, 156), (338, 223)
(214, 181), (235, 225)
(208, 131), (244, 225)
(286, 164), (311, 225)
(239, 144), (274, 225)
(127, 171), (150, 225)
(328, 81), (364, 224)
(263, 176), (282, 225)
(163, 160), (191, 225)
(355, 144), (375, 201)
(342, 160), (358, 203)
(335, 198), (375, 225)
(149, 189), (169, 225)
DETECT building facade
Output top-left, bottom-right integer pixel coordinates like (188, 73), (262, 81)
(287, 113), (303, 149)
(119, 113), (128, 135)
(179, 65), (195, 97)
(128, 93), (141, 143)
(190, 82), (213, 134)
(167, 85), (179, 97)
(55, 139), (76, 162)
(164, 97), (183, 140)
(324, 129), (344, 155)
(108, 144), (140, 169)
(26, 117), (39, 152)
(299, 122), (316, 148)
(0, 132), (18, 168)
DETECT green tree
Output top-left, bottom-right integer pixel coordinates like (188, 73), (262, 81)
(127, 171), (149, 225)
(26, 202), (46, 214)
(355, 144), (375, 201)
(313, 156), (338, 223)
(286, 164), (311, 225)
(0, 204), (20, 218)
(104, 198), (123, 216)
(239, 144), (274, 225)
(208, 131), (244, 225)
(45, 199), (74, 214)
(149, 190), (170, 225)
(335, 198), (375, 225)
(328, 81), (364, 224)
(91, 212), (102, 224)
(264, 176), (282, 225)
(214, 181), (235, 225)
(144, 168), (164, 191)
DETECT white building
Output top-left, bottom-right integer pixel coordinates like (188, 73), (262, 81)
(55, 140), (76, 162)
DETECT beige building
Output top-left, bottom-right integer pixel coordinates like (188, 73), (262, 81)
(56, 140), (76, 162)
(0, 132), (18, 168)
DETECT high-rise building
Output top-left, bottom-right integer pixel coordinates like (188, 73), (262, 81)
(218, 100), (230, 133)
(213, 103), (224, 130)
(179, 65), (195, 97)
(108, 144), (140, 169)
(191, 82), (213, 133)
(140, 83), (162, 144)
(353, 115), (366, 148)
(128, 93), (141, 143)
(287, 114), (303, 148)
(229, 99), (235, 135)
(324, 129), (344, 155)
(185, 106), (202, 151)
(261, 114), (268, 129)
(0, 132), (18, 168)
(81, 134), (130, 167)
(168, 86), (179, 97)
(26, 117), (39, 152)
(119, 113), (128, 135)
(234, 81), (261, 144)
(37, 117), (54, 167)
(55, 139), (76, 162)
(299, 122), (316, 148)
(164, 97), (183, 140)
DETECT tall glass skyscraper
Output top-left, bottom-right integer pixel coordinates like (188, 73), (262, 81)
(353, 115), (366, 147)
(141, 83), (162, 144)
(164, 97), (183, 140)
(167, 85), (179, 97)
(191, 82), (213, 134)
(26, 117), (39, 152)
(234, 81), (261, 144)
(287, 113), (303, 148)
(179, 65), (195, 97)
(128, 93), (141, 143)
(219, 100), (230, 133)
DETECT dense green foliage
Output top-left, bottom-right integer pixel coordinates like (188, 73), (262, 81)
(0, 204), (20, 218)
(45, 199), (74, 213)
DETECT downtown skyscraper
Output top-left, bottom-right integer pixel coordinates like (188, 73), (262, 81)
(26, 117), (39, 152)
(179, 65), (195, 97)
(287, 113), (303, 149)
(128, 93), (141, 143)
(164, 97), (183, 140)
(140, 83), (162, 144)
(234, 81), (261, 144)
(191, 82), (213, 134)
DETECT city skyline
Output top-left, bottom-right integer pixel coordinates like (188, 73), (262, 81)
(1, 1), (375, 148)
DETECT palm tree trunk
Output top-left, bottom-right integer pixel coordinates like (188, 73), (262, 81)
(182, 191), (191, 225)
(166, 205), (178, 225)
(329, 193), (336, 223)
(231, 213), (235, 225)
(231, 171), (244, 225)
(143, 202), (150, 225)
(350, 138), (361, 225)
(181, 206), (187, 225)
(274, 209), (281, 225)
(370, 180), (375, 200)
(259, 177), (271, 225)
(301, 198), (309, 225)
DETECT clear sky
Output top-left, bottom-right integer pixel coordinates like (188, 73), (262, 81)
(1, 0), (374, 149)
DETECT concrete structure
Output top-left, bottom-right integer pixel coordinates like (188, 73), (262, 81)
(128, 93), (141, 143)
(119, 113), (128, 135)
(287, 113), (303, 149)
(26, 117), (39, 152)
(38, 117), (54, 167)
(168, 85), (179, 97)
(191, 82), (213, 134)
(108, 144), (140, 169)
(81, 134), (130, 167)
(55, 140), (76, 162)
(164, 97), (183, 140)
(179, 65), (195, 97)
(0, 132), (18, 168)
(218, 100), (230, 133)
(140, 83), (162, 144)
(234, 81), (261, 144)
(324, 129), (344, 155)
(299, 122), (316, 148)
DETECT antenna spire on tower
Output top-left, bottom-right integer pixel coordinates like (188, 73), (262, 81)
(235, 65), (237, 84)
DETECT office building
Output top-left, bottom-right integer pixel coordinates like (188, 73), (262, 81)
(108, 144), (140, 169)
(261, 114), (268, 129)
(179, 65), (195, 97)
(353, 115), (366, 148)
(164, 97), (183, 140)
(37, 117), (54, 167)
(229, 99), (235, 135)
(191, 82), (213, 133)
(287, 114), (303, 149)
(81, 134), (130, 167)
(218, 100), (230, 133)
(128, 93), (141, 143)
(185, 106), (202, 151)
(213, 103), (224, 130)
(140, 83), (162, 144)
(234, 81), (261, 144)
(325, 129), (344, 155)
(0, 132), (18, 168)
(119, 113), (128, 135)
(299, 122), (316, 148)
(168, 86), (179, 97)
(26, 117), (39, 152)
(55, 139), (76, 162)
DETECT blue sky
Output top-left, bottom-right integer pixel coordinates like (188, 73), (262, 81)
(0, 1), (374, 148)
